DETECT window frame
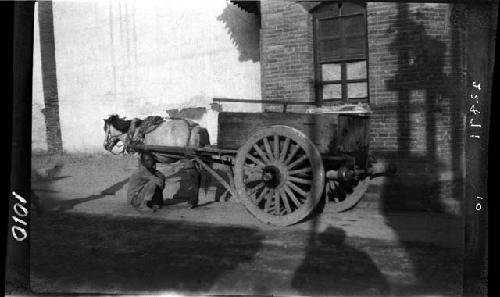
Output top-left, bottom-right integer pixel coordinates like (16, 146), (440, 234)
(312, 2), (369, 105)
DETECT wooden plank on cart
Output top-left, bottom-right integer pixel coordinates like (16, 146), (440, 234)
(218, 112), (340, 154)
(218, 112), (370, 155)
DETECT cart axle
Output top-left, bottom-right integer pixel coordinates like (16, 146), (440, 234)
(326, 163), (396, 183)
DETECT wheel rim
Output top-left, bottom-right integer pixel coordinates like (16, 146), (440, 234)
(326, 176), (370, 212)
(234, 126), (324, 226)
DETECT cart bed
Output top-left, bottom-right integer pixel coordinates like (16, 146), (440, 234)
(217, 112), (369, 154)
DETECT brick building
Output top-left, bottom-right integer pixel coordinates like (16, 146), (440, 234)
(233, 0), (496, 214)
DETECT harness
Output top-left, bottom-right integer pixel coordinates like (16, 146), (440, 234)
(105, 128), (127, 155)
(167, 117), (201, 146)
(107, 116), (199, 154)
(124, 116), (165, 153)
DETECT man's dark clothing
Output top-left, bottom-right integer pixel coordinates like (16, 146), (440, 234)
(127, 164), (166, 209)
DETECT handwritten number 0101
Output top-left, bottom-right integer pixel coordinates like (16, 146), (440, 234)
(11, 191), (28, 241)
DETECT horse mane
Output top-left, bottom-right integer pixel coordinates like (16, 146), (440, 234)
(105, 114), (132, 133)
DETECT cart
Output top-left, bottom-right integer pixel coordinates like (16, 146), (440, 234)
(129, 100), (393, 226)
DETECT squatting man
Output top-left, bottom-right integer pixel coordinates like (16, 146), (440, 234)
(127, 152), (198, 212)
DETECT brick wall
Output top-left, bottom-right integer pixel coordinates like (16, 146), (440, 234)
(260, 0), (315, 111)
(260, 1), (467, 213)
(367, 2), (465, 156)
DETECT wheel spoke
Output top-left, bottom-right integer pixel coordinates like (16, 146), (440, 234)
(279, 137), (291, 162)
(284, 144), (300, 165)
(289, 167), (312, 176)
(264, 189), (274, 212)
(246, 154), (265, 168)
(283, 184), (301, 208)
(286, 180), (309, 198)
(253, 144), (271, 164)
(288, 176), (312, 185)
(262, 137), (274, 161)
(247, 182), (265, 197)
(255, 187), (269, 204)
(273, 134), (280, 160)
(287, 154), (308, 169)
(279, 188), (292, 214)
(274, 190), (280, 215)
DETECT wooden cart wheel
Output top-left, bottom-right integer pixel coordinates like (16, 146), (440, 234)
(326, 175), (370, 212)
(234, 125), (324, 226)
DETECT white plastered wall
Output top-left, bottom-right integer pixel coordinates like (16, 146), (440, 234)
(32, 0), (262, 152)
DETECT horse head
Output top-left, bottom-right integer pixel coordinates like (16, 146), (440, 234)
(103, 114), (131, 153)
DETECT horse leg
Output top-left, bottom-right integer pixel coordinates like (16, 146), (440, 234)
(185, 159), (202, 209)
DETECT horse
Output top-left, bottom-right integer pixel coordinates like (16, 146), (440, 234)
(103, 114), (210, 159)
(103, 114), (211, 207)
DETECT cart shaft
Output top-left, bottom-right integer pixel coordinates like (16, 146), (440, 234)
(128, 144), (238, 157)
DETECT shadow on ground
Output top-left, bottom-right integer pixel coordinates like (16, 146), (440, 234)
(291, 226), (390, 296)
(290, 221), (462, 296)
(32, 178), (129, 212)
(30, 211), (264, 294)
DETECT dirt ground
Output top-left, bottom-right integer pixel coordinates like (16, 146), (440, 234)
(29, 152), (465, 296)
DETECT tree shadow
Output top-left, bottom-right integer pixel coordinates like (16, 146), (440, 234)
(32, 178), (129, 213)
(383, 3), (465, 212)
(291, 225), (390, 296)
(30, 212), (264, 294)
(216, 2), (260, 63)
(378, 3), (466, 295)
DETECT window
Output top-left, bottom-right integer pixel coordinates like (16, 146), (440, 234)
(313, 1), (368, 104)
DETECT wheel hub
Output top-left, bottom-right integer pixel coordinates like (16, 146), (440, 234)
(262, 165), (281, 188)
